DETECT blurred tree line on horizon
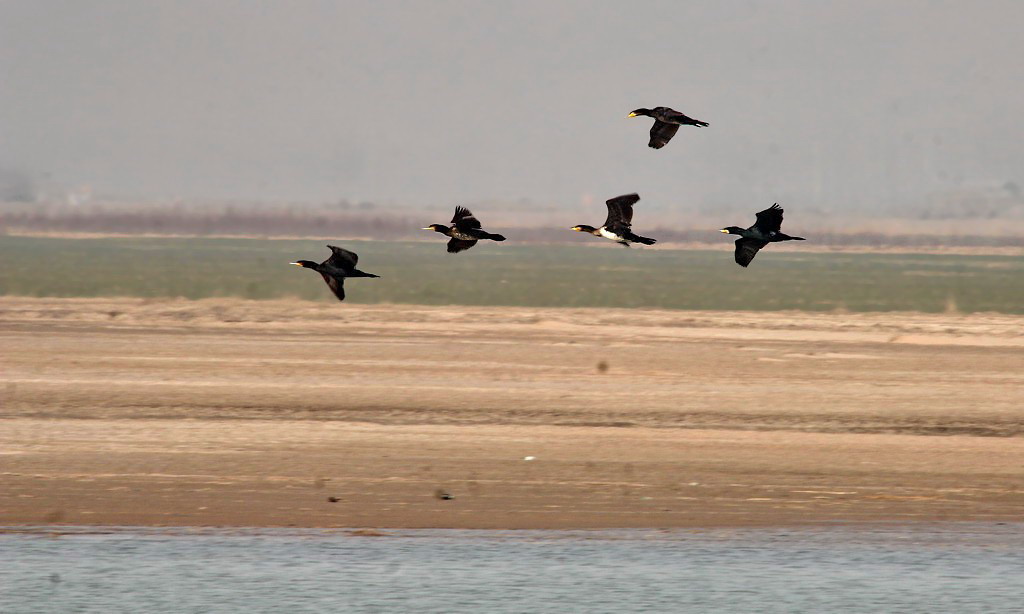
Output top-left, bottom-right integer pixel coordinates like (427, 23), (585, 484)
(1, 189), (1023, 249)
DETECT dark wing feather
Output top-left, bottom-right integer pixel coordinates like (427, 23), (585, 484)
(326, 245), (358, 272)
(734, 238), (769, 267)
(648, 121), (680, 149)
(451, 206), (482, 231)
(603, 193), (640, 229)
(320, 272), (346, 301)
(447, 238), (477, 253)
(753, 204), (784, 234)
(663, 108), (704, 125)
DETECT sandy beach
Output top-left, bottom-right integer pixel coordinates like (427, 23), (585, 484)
(1, 297), (1022, 528)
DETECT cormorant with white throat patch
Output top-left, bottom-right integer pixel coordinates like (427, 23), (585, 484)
(720, 204), (805, 267)
(290, 245), (380, 301)
(423, 206), (506, 253)
(572, 193), (657, 247)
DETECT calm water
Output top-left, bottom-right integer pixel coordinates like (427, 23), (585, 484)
(2, 525), (1022, 613)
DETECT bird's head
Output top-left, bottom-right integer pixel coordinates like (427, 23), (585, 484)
(719, 227), (745, 236)
(627, 108), (652, 118)
(422, 224), (448, 233)
(290, 260), (319, 269)
(571, 225), (597, 233)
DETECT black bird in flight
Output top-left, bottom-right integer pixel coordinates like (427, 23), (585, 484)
(627, 106), (709, 149)
(572, 193), (657, 247)
(291, 245), (380, 301)
(424, 206), (506, 253)
(720, 204), (805, 267)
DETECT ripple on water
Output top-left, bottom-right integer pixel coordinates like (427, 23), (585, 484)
(2, 524), (1023, 613)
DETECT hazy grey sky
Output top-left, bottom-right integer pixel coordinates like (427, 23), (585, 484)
(2, 0), (1022, 210)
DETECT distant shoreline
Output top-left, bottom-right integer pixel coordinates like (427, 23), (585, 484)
(4, 230), (1024, 255)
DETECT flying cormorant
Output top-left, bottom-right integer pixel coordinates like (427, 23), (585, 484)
(627, 106), (709, 149)
(720, 204), (805, 267)
(424, 206), (506, 253)
(291, 245), (379, 301)
(572, 193), (657, 247)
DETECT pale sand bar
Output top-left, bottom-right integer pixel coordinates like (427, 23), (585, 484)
(1, 298), (1022, 528)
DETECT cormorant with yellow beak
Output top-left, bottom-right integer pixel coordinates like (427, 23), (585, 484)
(572, 193), (657, 247)
(423, 206), (506, 253)
(290, 245), (379, 301)
(720, 204), (805, 267)
(627, 106), (709, 149)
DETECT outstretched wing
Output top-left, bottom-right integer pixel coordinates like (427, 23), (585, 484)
(451, 206), (482, 232)
(753, 204), (784, 235)
(662, 108), (706, 126)
(603, 193), (640, 230)
(734, 238), (768, 267)
(320, 272), (346, 301)
(326, 245), (358, 272)
(648, 120), (680, 149)
(447, 238), (477, 253)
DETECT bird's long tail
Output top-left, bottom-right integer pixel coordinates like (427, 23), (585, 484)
(485, 233), (506, 242)
(627, 233), (657, 245)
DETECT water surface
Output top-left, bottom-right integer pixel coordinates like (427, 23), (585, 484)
(3, 524), (1022, 613)
(4, 236), (1022, 312)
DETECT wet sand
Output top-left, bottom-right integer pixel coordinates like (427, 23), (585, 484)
(1, 297), (1022, 528)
